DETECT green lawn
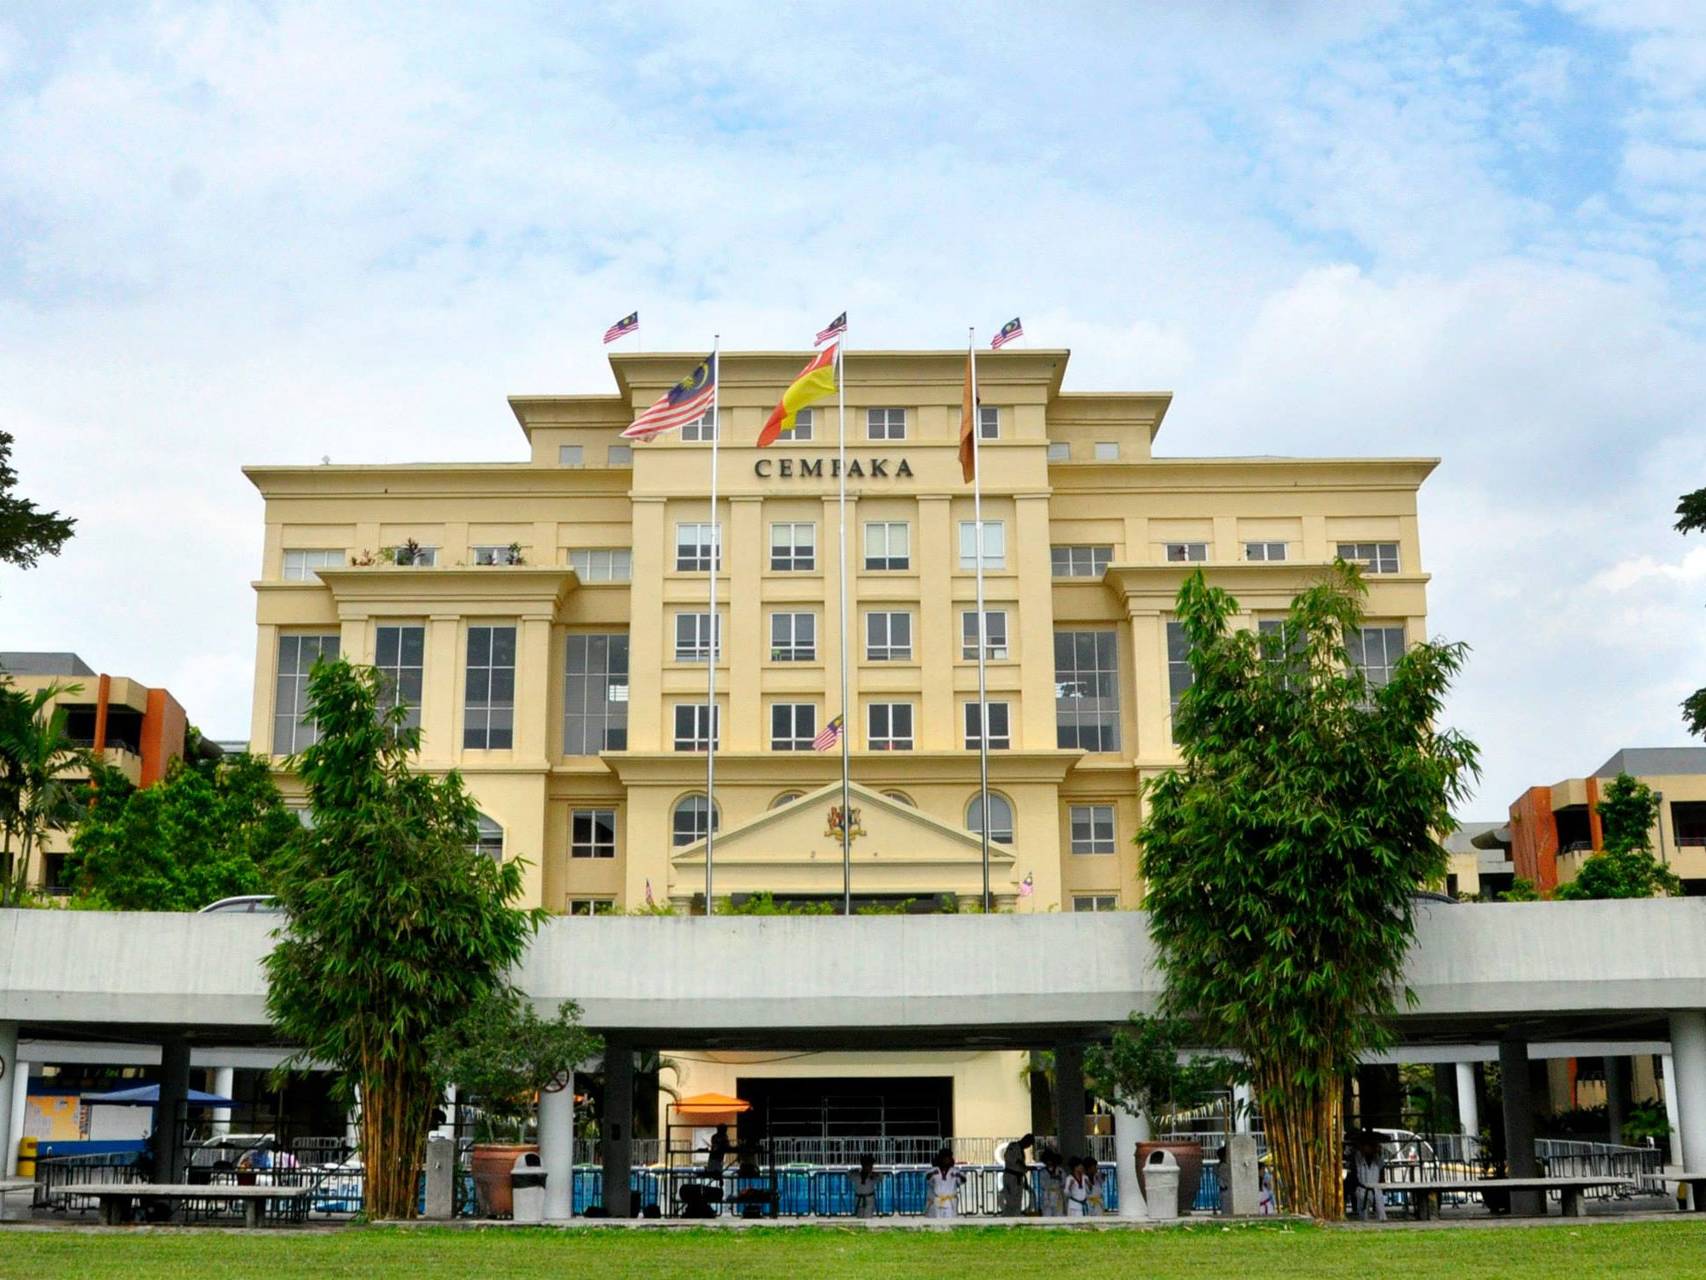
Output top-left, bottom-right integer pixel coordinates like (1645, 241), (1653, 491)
(3, 1221), (1705, 1280)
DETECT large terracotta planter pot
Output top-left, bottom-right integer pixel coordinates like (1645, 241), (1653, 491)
(471, 1143), (536, 1218)
(1136, 1141), (1204, 1214)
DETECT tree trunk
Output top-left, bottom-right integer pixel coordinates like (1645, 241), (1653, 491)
(361, 1056), (434, 1220)
(1257, 1059), (1344, 1220)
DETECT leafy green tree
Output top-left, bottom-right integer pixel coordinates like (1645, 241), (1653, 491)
(428, 988), (601, 1142)
(66, 752), (298, 910)
(1499, 876), (1541, 902)
(1679, 487), (1706, 738)
(1140, 565), (1478, 1219)
(1085, 1014), (1233, 1130)
(263, 659), (540, 1219)
(1555, 773), (1681, 900)
(0, 430), (75, 579)
(0, 679), (89, 906)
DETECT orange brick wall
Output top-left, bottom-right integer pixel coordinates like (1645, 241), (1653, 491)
(140, 687), (188, 786)
(1509, 786), (1562, 893)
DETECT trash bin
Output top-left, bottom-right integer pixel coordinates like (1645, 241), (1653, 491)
(511, 1151), (548, 1223)
(1144, 1149), (1180, 1221)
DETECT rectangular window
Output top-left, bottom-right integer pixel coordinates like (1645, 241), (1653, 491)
(607, 444), (633, 467)
(1094, 441), (1119, 461)
(963, 701), (1011, 750)
(673, 704), (720, 752)
(1245, 541), (1287, 562)
(1349, 625), (1406, 688)
(781, 407), (814, 441)
(682, 413), (717, 442)
(282, 549), (344, 581)
(770, 522), (816, 572)
(674, 613), (722, 662)
(867, 407), (906, 441)
(961, 609), (1009, 661)
(675, 522), (721, 572)
(564, 633), (629, 754)
(1047, 442), (1071, 461)
(573, 812), (620, 863)
(374, 624), (425, 735)
(558, 445), (584, 467)
(867, 703), (914, 751)
(979, 405), (1000, 439)
(1166, 620), (1194, 740)
(1050, 545), (1113, 578)
(463, 625), (516, 750)
(390, 545), (438, 567)
(273, 634), (340, 753)
(569, 548), (633, 582)
(1258, 618), (1305, 685)
(570, 809), (616, 859)
(1070, 804), (1116, 854)
(866, 611), (913, 661)
(865, 521), (910, 571)
(770, 703), (818, 751)
(472, 544), (522, 566)
(1337, 541), (1401, 574)
(1055, 630), (1121, 752)
(958, 520), (1006, 570)
(1164, 542), (1207, 562)
(1073, 895), (1118, 913)
(770, 612), (816, 662)
(568, 897), (617, 916)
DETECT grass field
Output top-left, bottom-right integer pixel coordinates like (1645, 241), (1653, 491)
(3, 1220), (1706, 1279)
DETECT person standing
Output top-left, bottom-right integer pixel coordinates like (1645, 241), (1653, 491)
(999, 1133), (1034, 1216)
(851, 1155), (880, 1218)
(1038, 1147), (1067, 1217)
(1348, 1132), (1387, 1222)
(1084, 1157), (1105, 1216)
(925, 1148), (965, 1219)
(1064, 1157), (1091, 1217)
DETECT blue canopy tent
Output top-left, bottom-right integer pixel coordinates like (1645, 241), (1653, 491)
(80, 1084), (236, 1108)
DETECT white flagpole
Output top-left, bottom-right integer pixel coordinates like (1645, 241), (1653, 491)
(837, 333), (853, 916)
(705, 335), (721, 916)
(969, 328), (992, 914)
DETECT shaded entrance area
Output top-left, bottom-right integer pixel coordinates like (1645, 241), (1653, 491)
(737, 1075), (953, 1160)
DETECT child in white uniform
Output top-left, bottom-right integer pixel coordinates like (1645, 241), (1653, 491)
(925, 1149), (964, 1219)
(1065, 1158), (1091, 1217)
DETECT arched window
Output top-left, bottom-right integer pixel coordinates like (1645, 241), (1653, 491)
(966, 793), (1014, 844)
(672, 794), (720, 846)
(883, 791), (915, 807)
(472, 813), (504, 861)
(771, 791), (805, 810)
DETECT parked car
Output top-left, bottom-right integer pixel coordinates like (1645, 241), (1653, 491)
(198, 895), (282, 914)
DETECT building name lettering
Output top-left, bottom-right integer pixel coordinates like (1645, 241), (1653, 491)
(752, 457), (914, 480)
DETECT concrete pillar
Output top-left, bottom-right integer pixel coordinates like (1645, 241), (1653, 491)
(209, 1067), (235, 1139)
(1604, 1056), (1626, 1147)
(1053, 1043), (1088, 1161)
(422, 1135), (455, 1219)
(1112, 1106), (1148, 1218)
(601, 1044), (634, 1217)
(0, 1023), (18, 1181)
(1499, 1033), (1540, 1216)
(154, 1039), (192, 1185)
(1662, 1054), (1684, 1167)
(1455, 1061), (1480, 1140)
(345, 1085), (362, 1156)
(1233, 1082), (1254, 1136)
(539, 1075), (575, 1221)
(1221, 1133), (1260, 1216)
(1671, 1013), (1706, 1209)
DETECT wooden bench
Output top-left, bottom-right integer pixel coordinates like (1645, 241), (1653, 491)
(1375, 1175), (1634, 1219)
(87, 1183), (311, 1228)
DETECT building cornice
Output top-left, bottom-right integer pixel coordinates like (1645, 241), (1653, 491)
(1051, 455), (1438, 492)
(243, 464), (635, 499)
(1102, 562), (1431, 609)
(597, 750), (1084, 786)
(299, 566), (580, 619)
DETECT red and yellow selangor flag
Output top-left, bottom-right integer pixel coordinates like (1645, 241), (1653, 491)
(758, 344), (838, 447)
(958, 351), (978, 482)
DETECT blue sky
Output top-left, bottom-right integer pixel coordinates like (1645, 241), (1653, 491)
(2, 0), (1704, 810)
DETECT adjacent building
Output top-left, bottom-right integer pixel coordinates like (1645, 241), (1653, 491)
(243, 346), (1436, 1142)
(0, 651), (210, 891)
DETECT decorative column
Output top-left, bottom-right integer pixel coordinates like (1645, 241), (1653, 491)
(1498, 1033), (1540, 1216)
(1112, 1104), (1148, 1218)
(0, 1023), (17, 1181)
(601, 1042), (634, 1217)
(1455, 1061), (1480, 1140)
(539, 1072), (575, 1221)
(209, 1066), (235, 1139)
(1604, 1055), (1626, 1147)
(1670, 1012), (1706, 1211)
(1053, 1042), (1088, 1161)
(154, 1039), (192, 1185)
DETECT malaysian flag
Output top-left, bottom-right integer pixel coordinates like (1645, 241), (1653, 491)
(813, 714), (844, 752)
(604, 311), (639, 344)
(990, 317), (1023, 349)
(622, 352), (716, 441)
(815, 311), (847, 345)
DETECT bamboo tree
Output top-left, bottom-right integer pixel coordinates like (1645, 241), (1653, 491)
(263, 660), (540, 1219)
(1140, 566), (1477, 1218)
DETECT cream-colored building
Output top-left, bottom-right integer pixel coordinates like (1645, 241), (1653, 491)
(244, 348), (1434, 1141)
